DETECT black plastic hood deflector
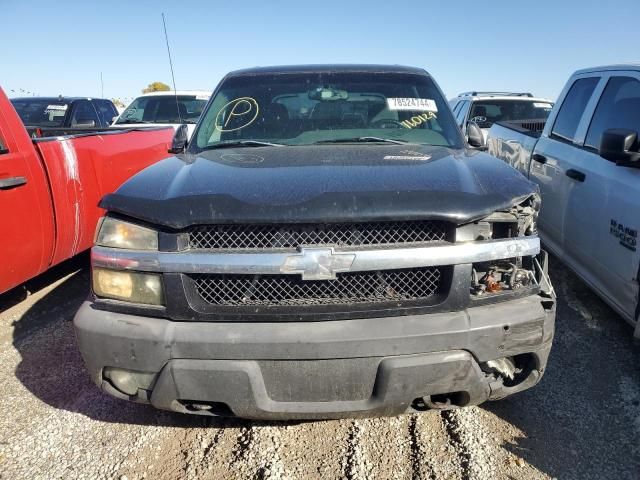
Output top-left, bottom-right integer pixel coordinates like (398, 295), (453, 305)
(100, 145), (538, 229)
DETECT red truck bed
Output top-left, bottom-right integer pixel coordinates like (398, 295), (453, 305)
(0, 88), (174, 294)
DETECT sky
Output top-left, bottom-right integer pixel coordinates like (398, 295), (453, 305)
(2, 0), (638, 103)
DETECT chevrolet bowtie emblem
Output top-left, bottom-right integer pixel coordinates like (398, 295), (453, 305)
(281, 248), (356, 280)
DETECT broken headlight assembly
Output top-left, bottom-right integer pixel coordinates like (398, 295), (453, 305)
(461, 194), (550, 298)
(471, 260), (535, 295)
(456, 193), (540, 242)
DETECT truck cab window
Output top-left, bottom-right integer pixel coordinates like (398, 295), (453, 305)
(0, 134), (7, 153)
(96, 100), (118, 126)
(585, 76), (640, 151)
(11, 99), (70, 127)
(116, 96), (207, 125)
(71, 101), (100, 127)
(551, 77), (599, 143)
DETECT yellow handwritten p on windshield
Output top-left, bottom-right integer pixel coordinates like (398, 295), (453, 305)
(214, 97), (259, 132)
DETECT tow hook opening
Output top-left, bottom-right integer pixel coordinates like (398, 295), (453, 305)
(177, 400), (235, 417)
(482, 353), (537, 388)
(412, 391), (471, 411)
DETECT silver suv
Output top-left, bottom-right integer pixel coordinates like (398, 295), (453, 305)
(449, 92), (554, 140)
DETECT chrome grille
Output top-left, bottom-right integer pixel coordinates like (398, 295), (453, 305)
(192, 267), (443, 307)
(188, 221), (448, 250)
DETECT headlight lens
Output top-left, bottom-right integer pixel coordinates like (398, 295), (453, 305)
(93, 268), (164, 305)
(96, 217), (158, 250)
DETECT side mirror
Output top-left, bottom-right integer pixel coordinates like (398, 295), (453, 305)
(467, 122), (486, 149)
(599, 128), (640, 166)
(168, 124), (189, 154)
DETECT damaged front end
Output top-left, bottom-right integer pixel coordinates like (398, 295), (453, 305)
(80, 191), (556, 417)
(456, 194), (555, 401)
(458, 194), (553, 299)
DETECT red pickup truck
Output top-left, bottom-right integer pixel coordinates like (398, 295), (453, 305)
(0, 87), (174, 294)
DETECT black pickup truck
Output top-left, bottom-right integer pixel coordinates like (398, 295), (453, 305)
(74, 65), (556, 420)
(11, 96), (118, 137)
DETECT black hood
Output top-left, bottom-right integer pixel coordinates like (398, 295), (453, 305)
(101, 144), (538, 229)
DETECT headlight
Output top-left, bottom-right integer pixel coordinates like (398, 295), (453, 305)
(93, 268), (164, 305)
(96, 217), (158, 250)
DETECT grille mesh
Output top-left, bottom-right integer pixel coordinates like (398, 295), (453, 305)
(520, 120), (546, 133)
(192, 267), (442, 307)
(188, 221), (448, 250)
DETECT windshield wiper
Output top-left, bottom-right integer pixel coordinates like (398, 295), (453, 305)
(313, 136), (409, 145)
(204, 140), (286, 149)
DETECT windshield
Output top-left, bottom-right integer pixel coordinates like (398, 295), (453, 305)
(11, 99), (70, 127)
(116, 95), (208, 125)
(192, 72), (463, 151)
(469, 99), (554, 128)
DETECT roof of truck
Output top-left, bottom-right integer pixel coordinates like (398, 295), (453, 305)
(138, 90), (211, 98)
(451, 92), (553, 103)
(11, 96), (110, 102)
(226, 64), (429, 77)
(573, 64), (640, 74)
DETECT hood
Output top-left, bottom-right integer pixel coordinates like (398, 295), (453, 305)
(101, 144), (537, 229)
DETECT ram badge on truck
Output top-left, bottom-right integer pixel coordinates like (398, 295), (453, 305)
(74, 65), (556, 420)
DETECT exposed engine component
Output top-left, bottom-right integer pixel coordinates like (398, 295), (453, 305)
(480, 271), (502, 293)
(472, 262), (533, 295)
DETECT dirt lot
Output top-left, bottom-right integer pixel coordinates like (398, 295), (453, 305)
(0, 254), (639, 480)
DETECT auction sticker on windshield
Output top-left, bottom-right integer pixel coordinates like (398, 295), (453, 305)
(45, 104), (68, 115)
(45, 104), (68, 118)
(387, 98), (437, 112)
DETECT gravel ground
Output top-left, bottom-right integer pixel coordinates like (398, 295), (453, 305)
(0, 254), (639, 479)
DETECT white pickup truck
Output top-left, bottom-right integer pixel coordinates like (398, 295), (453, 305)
(487, 65), (640, 338)
(112, 90), (211, 138)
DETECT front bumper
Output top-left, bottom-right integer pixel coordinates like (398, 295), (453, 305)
(74, 293), (554, 420)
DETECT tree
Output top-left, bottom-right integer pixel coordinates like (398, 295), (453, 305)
(142, 82), (171, 94)
(111, 98), (125, 109)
